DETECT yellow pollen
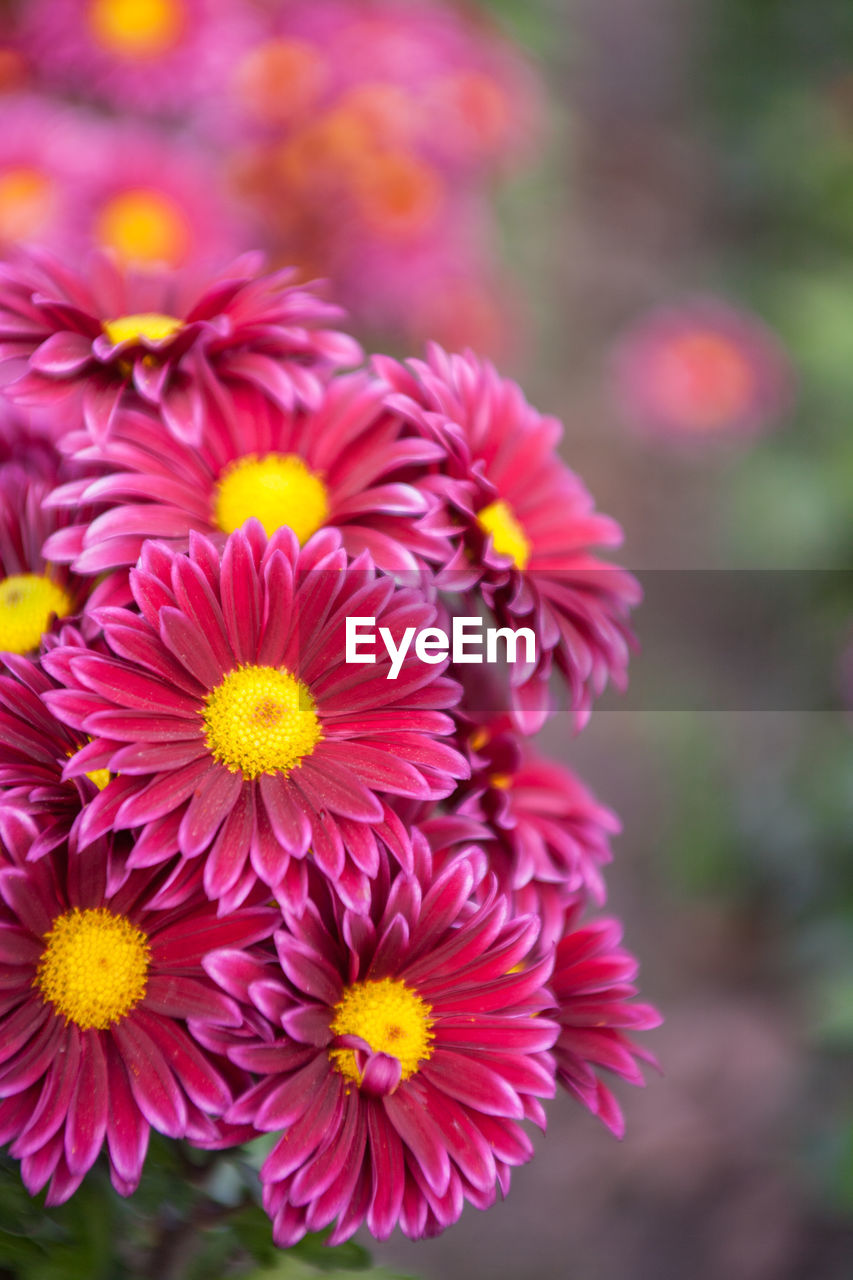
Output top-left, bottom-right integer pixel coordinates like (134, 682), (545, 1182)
(476, 499), (531, 569)
(213, 453), (329, 545)
(202, 664), (322, 780)
(35, 907), (150, 1031)
(86, 767), (112, 791)
(88, 0), (183, 58)
(330, 977), (434, 1084)
(95, 189), (190, 268)
(0, 574), (72, 654)
(0, 167), (54, 243)
(490, 772), (512, 790)
(469, 727), (490, 752)
(102, 312), (184, 346)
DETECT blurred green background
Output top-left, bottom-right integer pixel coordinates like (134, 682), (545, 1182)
(371, 2), (853, 1277)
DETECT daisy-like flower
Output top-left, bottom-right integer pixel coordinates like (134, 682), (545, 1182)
(43, 375), (450, 577)
(0, 472), (92, 657)
(455, 718), (619, 949)
(550, 913), (661, 1138)
(0, 248), (362, 445)
(376, 345), (641, 731)
(43, 524), (467, 912)
(205, 839), (558, 1243)
(16, 0), (260, 117)
(0, 832), (277, 1205)
(613, 297), (794, 440)
(72, 121), (247, 273)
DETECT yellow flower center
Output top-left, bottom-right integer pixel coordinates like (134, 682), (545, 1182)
(330, 977), (434, 1084)
(0, 167), (54, 242)
(86, 767), (112, 791)
(476, 499), (531, 569)
(35, 907), (150, 1031)
(213, 453), (329, 545)
(95, 189), (190, 269)
(88, 0), (184, 58)
(202, 664), (322, 780)
(0, 574), (72, 654)
(102, 313), (184, 346)
(489, 772), (513, 790)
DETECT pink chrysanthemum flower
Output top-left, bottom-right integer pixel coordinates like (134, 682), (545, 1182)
(0, 832), (276, 1205)
(70, 121), (248, 273)
(205, 840), (557, 1243)
(377, 345), (641, 731)
(0, 650), (116, 860)
(0, 248), (362, 444)
(551, 914), (661, 1138)
(43, 524), (467, 912)
(0, 471), (92, 657)
(16, 0), (260, 117)
(613, 297), (794, 440)
(455, 718), (619, 949)
(43, 376), (450, 577)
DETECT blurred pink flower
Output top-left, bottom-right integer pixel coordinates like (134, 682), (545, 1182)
(0, 96), (97, 258)
(613, 298), (794, 440)
(16, 0), (260, 116)
(70, 122), (248, 272)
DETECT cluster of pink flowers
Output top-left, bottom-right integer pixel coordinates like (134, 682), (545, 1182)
(0, 246), (658, 1242)
(2, 0), (541, 352)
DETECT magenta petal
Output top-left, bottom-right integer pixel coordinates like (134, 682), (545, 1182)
(365, 1105), (405, 1239)
(254, 1053), (330, 1130)
(289, 1085), (360, 1207)
(136, 1016), (231, 1116)
(204, 787), (254, 897)
(30, 330), (93, 375)
(178, 767), (242, 858)
(13, 1029), (81, 1158)
(384, 1090), (451, 1195)
(358, 1051), (402, 1098)
(115, 758), (211, 827)
(111, 1019), (188, 1137)
(420, 1051), (524, 1119)
(261, 1073), (343, 1182)
(64, 1031), (108, 1176)
(105, 1039), (149, 1185)
(143, 976), (241, 1027)
(258, 775), (310, 858)
(151, 904), (276, 966)
(83, 374), (125, 442)
(293, 758), (383, 822)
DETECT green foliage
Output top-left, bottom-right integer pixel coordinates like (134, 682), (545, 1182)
(0, 1146), (407, 1280)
